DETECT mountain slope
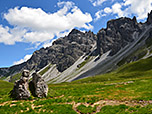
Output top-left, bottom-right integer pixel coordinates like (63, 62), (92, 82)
(72, 55), (152, 83)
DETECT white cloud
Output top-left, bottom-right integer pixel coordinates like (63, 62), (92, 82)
(89, 0), (107, 6)
(122, 0), (152, 20)
(23, 32), (54, 43)
(13, 54), (32, 65)
(94, 0), (152, 21)
(94, 10), (106, 21)
(111, 3), (124, 17)
(99, 0), (152, 21)
(104, 7), (112, 13)
(57, 1), (75, 10)
(0, 25), (26, 45)
(0, 1), (93, 46)
(94, 2), (125, 21)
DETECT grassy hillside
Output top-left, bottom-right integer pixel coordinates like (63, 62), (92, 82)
(0, 80), (13, 104)
(0, 57), (152, 113)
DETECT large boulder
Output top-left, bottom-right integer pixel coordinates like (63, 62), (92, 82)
(29, 72), (48, 98)
(10, 70), (30, 100)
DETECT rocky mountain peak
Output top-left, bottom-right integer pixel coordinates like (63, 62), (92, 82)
(107, 17), (137, 30)
(132, 16), (137, 25)
(147, 10), (152, 25)
(97, 16), (141, 56)
(69, 29), (82, 35)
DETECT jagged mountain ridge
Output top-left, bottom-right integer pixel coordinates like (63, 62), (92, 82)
(0, 29), (97, 76)
(1, 11), (152, 82)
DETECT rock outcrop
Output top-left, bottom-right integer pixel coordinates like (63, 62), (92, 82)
(29, 73), (48, 98)
(10, 70), (30, 100)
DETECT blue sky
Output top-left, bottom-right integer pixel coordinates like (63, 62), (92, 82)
(0, 0), (152, 67)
